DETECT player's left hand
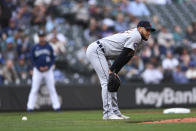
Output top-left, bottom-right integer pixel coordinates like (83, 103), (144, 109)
(108, 72), (120, 92)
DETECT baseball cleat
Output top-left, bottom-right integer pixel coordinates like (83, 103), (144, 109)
(118, 114), (130, 119)
(103, 114), (124, 120)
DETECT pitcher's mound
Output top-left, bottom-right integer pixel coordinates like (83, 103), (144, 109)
(142, 117), (196, 124)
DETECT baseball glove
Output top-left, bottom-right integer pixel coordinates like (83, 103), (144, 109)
(108, 73), (120, 92)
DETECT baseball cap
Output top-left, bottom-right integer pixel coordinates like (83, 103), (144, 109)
(38, 30), (46, 37)
(137, 21), (156, 32)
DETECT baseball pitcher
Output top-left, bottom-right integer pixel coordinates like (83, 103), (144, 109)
(27, 31), (60, 112)
(86, 21), (156, 120)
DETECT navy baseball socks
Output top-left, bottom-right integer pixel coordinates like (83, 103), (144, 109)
(54, 108), (61, 112)
(27, 109), (33, 112)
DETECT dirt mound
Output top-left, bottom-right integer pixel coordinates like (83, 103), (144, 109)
(142, 117), (196, 124)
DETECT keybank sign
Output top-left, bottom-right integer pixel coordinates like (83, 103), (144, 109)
(136, 87), (196, 107)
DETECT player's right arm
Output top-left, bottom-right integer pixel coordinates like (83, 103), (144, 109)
(110, 33), (140, 74)
(110, 48), (135, 74)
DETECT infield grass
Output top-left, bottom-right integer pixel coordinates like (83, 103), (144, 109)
(0, 108), (196, 131)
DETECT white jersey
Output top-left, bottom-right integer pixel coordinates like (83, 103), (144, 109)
(99, 28), (146, 59)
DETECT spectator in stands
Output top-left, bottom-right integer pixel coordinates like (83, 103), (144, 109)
(121, 56), (144, 81)
(100, 18), (115, 37)
(4, 36), (17, 60)
(3, 18), (18, 36)
(54, 69), (69, 83)
(110, 3), (124, 18)
(88, 0), (97, 12)
(114, 13), (129, 32)
(157, 26), (175, 55)
(0, 33), (8, 53)
(162, 50), (179, 82)
(2, 59), (19, 84)
(162, 50), (179, 70)
(76, 45), (90, 67)
(148, 38), (161, 58)
(47, 28), (67, 57)
(172, 65), (188, 84)
(119, 61), (134, 83)
(141, 46), (152, 63)
(45, 15), (56, 33)
(172, 25), (184, 44)
(14, 2), (32, 28)
(16, 33), (32, 59)
(128, 0), (150, 17)
(103, 5), (114, 18)
(84, 18), (101, 44)
(185, 61), (196, 82)
(129, 17), (140, 28)
(15, 55), (29, 83)
(141, 38), (160, 63)
(72, 0), (89, 28)
(179, 48), (191, 70)
(31, 0), (47, 26)
(185, 25), (196, 43)
(119, 0), (131, 15)
(49, 36), (66, 57)
(151, 16), (162, 33)
(141, 63), (163, 84)
(88, 0), (103, 20)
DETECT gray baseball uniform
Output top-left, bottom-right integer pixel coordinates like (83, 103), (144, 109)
(86, 28), (146, 118)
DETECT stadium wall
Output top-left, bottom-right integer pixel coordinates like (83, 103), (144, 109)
(0, 84), (196, 111)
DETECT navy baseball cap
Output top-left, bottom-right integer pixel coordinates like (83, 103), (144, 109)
(137, 21), (156, 32)
(38, 30), (46, 37)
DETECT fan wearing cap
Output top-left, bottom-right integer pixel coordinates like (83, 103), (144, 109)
(86, 20), (155, 120)
(27, 30), (60, 112)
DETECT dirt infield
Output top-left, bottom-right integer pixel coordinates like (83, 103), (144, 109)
(142, 117), (196, 124)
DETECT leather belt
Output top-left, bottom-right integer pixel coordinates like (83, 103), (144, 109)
(96, 41), (105, 53)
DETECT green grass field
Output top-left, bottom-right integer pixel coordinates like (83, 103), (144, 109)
(1, 108), (196, 131)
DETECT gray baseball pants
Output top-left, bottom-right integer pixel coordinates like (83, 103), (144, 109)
(86, 41), (121, 118)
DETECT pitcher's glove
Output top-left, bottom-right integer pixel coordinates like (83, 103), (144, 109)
(108, 73), (120, 92)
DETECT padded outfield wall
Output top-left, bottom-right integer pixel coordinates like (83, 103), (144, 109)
(0, 84), (196, 111)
